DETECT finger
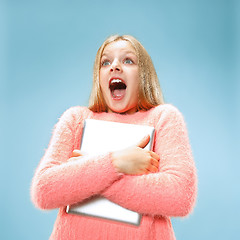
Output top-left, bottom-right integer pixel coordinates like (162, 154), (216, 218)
(67, 156), (79, 162)
(137, 135), (150, 149)
(148, 155), (159, 168)
(150, 159), (159, 169)
(139, 168), (151, 175)
(146, 169), (152, 174)
(147, 162), (158, 173)
(71, 149), (82, 157)
(150, 151), (160, 161)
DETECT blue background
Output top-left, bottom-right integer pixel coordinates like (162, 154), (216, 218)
(1, 0), (239, 239)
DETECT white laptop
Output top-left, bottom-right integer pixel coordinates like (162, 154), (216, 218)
(66, 119), (155, 226)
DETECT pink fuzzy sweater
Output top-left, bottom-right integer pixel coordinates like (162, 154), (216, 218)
(31, 104), (197, 240)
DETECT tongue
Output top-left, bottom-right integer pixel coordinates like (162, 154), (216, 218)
(112, 89), (126, 98)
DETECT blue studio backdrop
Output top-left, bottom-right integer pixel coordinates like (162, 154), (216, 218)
(1, 0), (239, 239)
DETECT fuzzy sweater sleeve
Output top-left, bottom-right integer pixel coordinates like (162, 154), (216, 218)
(31, 107), (122, 210)
(102, 105), (197, 217)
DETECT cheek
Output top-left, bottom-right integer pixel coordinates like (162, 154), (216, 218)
(132, 74), (140, 95)
(133, 85), (139, 99)
(128, 81), (139, 102)
(99, 80), (109, 102)
(99, 81), (106, 97)
(132, 68), (140, 85)
(99, 74), (105, 90)
(99, 70), (108, 87)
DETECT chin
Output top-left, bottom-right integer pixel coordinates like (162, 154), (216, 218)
(108, 105), (137, 115)
(108, 108), (126, 114)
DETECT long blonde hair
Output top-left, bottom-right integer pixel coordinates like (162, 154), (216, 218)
(88, 35), (164, 112)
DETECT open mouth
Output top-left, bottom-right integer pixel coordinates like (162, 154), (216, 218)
(109, 79), (127, 99)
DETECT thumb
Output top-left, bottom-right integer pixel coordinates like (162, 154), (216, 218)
(137, 135), (150, 149)
(71, 149), (83, 157)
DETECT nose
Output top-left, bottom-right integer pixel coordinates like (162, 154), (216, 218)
(110, 59), (121, 72)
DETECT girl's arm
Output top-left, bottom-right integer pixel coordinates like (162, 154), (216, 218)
(102, 105), (197, 217)
(31, 107), (122, 210)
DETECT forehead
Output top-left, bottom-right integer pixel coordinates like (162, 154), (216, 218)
(102, 40), (136, 56)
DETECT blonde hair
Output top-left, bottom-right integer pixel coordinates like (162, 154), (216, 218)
(88, 35), (164, 112)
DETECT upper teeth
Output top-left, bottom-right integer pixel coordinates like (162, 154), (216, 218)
(110, 79), (122, 84)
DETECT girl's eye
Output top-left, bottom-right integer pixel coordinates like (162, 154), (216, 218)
(101, 60), (111, 66)
(124, 58), (133, 64)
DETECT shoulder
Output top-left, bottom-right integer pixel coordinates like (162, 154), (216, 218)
(58, 106), (92, 126)
(151, 104), (186, 129)
(151, 104), (184, 120)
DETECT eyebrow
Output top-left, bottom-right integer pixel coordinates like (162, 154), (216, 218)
(101, 50), (137, 58)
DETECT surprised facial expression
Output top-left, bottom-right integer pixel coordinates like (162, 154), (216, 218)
(99, 40), (139, 114)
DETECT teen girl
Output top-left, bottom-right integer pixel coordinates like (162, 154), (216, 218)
(31, 35), (197, 240)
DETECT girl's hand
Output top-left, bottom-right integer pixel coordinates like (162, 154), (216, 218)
(112, 135), (160, 175)
(67, 150), (84, 162)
